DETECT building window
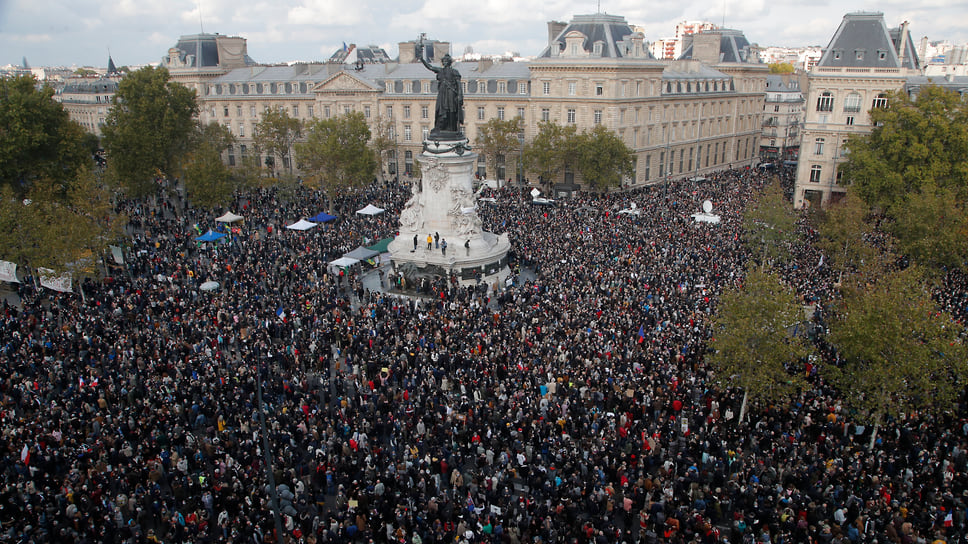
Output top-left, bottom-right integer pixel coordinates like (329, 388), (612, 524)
(844, 92), (861, 113)
(236, 105), (243, 117)
(404, 105), (411, 119)
(478, 106), (485, 121)
(644, 155), (650, 180)
(324, 106), (331, 118)
(872, 93), (888, 109)
(541, 108), (550, 122)
(223, 106), (229, 117)
(364, 105), (371, 118)
(567, 109), (576, 124)
(593, 110), (602, 125)
(386, 105), (393, 118)
(250, 106), (256, 117)
(308, 106), (314, 117)
(498, 81), (506, 93)
(421, 105), (429, 119)
(814, 138), (825, 156)
(497, 107), (505, 120)
(568, 82), (576, 96)
(404, 125), (412, 141)
(817, 91), (834, 112)
(405, 82), (412, 94)
(344, 106), (350, 115)
(517, 107), (525, 119)
(292, 105), (299, 117)
(520, 84), (528, 95)
(240, 144), (247, 159)
(595, 84), (604, 96)
(239, 124), (244, 138)
(227, 145), (235, 166)
(404, 150), (413, 174)
(846, 116), (854, 126)
(810, 165), (822, 182)
(422, 127), (429, 140)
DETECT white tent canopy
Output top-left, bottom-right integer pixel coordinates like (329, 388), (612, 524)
(215, 211), (244, 223)
(356, 204), (385, 216)
(285, 219), (318, 231)
(329, 256), (360, 268)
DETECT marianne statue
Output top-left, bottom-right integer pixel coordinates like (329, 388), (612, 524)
(417, 37), (464, 139)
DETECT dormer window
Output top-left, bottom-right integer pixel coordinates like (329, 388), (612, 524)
(833, 50), (842, 60)
(878, 50), (887, 60)
(855, 50), (864, 60)
(593, 41), (603, 56)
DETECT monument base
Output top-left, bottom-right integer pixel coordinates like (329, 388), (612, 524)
(388, 136), (510, 284)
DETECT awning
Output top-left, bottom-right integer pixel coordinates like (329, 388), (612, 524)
(309, 212), (337, 223)
(215, 211), (244, 223)
(196, 230), (227, 241)
(356, 204), (385, 216)
(366, 237), (394, 254)
(344, 246), (379, 260)
(329, 257), (360, 267)
(286, 219), (318, 231)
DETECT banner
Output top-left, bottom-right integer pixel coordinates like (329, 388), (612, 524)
(109, 245), (124, 265)
(38, 268), (73, 293)
(0, 261), (18, 283)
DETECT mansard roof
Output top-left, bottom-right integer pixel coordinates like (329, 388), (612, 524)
(538, 13), (654, 59)
(817, 12), (919, 70)
(678, 29), (758, 63)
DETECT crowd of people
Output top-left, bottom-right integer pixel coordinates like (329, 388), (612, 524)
(1, 167), (967, 544)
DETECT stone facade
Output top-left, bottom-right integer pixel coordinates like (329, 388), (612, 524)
(164, 14), (768, 190)
(759, 74), (803, 163)
(793, 12), (920, 209)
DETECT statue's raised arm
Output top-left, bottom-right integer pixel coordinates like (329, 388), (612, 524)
(416, 35), (463, 139)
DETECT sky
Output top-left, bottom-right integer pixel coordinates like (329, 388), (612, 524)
(1, 0), (967, 68)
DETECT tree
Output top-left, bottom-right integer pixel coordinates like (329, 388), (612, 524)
(827, 265), (968, 449)
(0, 75), (89, 193)
(574, 125), (634, 190)
(101, 66), (198, 197)
(369, 115), (397, 183)
(888, 185), (968, 272)
(254, 106), (303, 178)
(707, 264), (811, 423)
(183, 123), (238, 209)
(815, 191), (877, 284)
(743, 179), (798, 263)
(296, 112), (376, 207)
(475, 117), (522, 183)
(842, 86), (968, 212)
(522, 121), (577, 186)
(768, 62), (794, 74)
(841, 86), (968, 273)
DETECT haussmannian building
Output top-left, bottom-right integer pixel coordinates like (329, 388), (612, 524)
(793, 12), (920, 209)
(161, 13), (768, 192)
(758, 74), (803, 163)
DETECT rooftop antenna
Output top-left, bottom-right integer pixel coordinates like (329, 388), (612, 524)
(722, 0), (726, 28)
(597, 0), (601, 13)
(197, 0), (205, 34)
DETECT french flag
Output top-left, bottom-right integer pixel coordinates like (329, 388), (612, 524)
(20, 445), (30, 466)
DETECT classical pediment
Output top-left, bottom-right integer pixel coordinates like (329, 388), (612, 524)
(313, 72), (380, 94)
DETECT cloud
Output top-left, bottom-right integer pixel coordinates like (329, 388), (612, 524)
(18, 33), (53, 44)
(288, 0), (366, 25)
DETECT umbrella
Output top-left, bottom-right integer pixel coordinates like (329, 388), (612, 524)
(200, 281), (220, 292)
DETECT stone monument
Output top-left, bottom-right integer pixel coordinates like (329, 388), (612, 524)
(388, 36), (510, 283)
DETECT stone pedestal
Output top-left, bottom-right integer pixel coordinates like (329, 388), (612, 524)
(389, 138), (510, 282)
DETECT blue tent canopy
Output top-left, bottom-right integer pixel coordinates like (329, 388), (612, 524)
(309, 212), (337, 223)
(196, 230), (227, 242)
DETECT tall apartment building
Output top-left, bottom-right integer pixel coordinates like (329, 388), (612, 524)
(793, 12), (920, 209)
(649, 21), (718, 60)
(162, 13), (767, 192)
(759, 74), (803, 163)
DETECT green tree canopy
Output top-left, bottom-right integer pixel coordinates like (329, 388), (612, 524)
(475, 117), (523, 182)
(768, 62), (795, 74)
(843, 86), (968, 211)
(708, 263), (811, 423)
(574, 125), (634, 190)
(743, 179), (798, 263)
(815, 191), (877, 283)
(254, 106), (303, 177)
(827, 264), (968, 447)
(296, 112), (376, 206)
(522, 121), (577, 185)
(183, 123), (238, 209)
(0, 75), (90, 193)
(101, 66), (198, 197)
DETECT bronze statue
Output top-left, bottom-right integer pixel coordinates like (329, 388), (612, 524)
(417, 37), (464, 139)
